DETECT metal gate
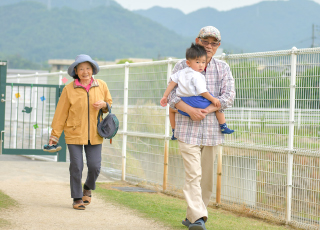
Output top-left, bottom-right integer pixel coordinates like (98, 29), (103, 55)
(0, 61), (66, 161)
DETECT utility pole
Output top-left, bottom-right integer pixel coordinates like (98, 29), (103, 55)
(311, 24), (315, 48)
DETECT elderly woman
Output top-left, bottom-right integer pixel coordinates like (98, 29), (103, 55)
(44, 54), (112, 210)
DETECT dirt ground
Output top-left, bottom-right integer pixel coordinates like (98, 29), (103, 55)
(0, 159), (172, 230)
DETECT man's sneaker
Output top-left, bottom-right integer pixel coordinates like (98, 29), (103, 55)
(182, 218), (191, 227)
(43, 144), (62, 153)
(189, 218), (207, 230)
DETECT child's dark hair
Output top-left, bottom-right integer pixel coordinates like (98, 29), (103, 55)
(186, 43), (207, 60)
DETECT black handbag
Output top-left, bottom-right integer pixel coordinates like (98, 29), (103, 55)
(97, 103), (119, 143)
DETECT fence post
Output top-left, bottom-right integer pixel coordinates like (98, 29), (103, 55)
(56, 84), (66, 162)
(163, 58), (172, 191)
(216, 53), (226, 204)
(248, 110), (251, 131)
(122, 62), (129, 181)
(216, 145), (222, 204)
(286, 46), (297, 223)
(0, 61), (7, 155)
(59, 70), (63, 86)
(32, 72), (39, 149)
(13, 74), (21, 148)
(56, 70), (63, 162)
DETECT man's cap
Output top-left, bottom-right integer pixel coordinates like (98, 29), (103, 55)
(198, 26), (221, 41)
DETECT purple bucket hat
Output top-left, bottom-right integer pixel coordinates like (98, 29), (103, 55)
(68, 54), (100, 77)
(198, 26), (221, 42)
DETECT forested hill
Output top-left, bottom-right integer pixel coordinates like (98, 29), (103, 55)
(135, 0), (320, 52)
(0, 0), (122, 11)
(0, 1), (192, 63)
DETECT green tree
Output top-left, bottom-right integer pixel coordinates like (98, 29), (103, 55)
(116, 59), (133, 64)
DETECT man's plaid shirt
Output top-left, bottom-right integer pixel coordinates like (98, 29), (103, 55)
(168, 58), (235, 146)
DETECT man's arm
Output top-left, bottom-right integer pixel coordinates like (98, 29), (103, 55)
(175, 100), (207, 121)
(217, 63), (236, 110)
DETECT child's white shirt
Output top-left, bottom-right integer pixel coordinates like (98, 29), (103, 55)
(171, 67), (207, 97)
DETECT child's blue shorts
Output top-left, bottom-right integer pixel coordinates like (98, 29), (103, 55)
(178, 94), (213, 117)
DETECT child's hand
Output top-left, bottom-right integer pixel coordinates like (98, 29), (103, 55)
(212, 98), (221, 107)
(160, 97), (168, 107)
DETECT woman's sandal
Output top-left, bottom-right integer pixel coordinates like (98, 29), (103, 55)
(82, 189), (92, 206)
(73, 200), (85, 210)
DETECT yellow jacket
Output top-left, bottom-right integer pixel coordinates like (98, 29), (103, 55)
(51, 78), (112, 145)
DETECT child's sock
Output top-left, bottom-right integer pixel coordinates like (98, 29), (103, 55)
(171, 128), (177, 140)
(219, 123), (234, 134)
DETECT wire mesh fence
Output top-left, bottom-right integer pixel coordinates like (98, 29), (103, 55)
(4, 47), (320, 229)
(98, 48), (319, 229)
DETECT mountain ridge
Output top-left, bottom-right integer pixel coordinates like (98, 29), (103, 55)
(134, 0), (320, 52)
(0, 1), (193, 63)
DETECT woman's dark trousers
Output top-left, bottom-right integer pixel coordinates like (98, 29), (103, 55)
(67, 141), (102, 198)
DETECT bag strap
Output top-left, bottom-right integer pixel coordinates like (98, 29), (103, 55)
(97, 102), (112, 125)
(105, 102), (111, 113)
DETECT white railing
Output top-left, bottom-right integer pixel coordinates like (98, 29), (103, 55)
(5, 47), (320, 229)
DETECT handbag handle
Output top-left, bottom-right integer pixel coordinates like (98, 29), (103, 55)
(97, 102), (111, 125)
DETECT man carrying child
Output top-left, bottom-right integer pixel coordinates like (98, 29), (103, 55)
(165, 26), (235, 230)
(160, 43), (234, 138)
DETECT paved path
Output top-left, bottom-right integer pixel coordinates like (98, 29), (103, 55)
(0, 155), (40, 161)
(0, 161), (171, 230)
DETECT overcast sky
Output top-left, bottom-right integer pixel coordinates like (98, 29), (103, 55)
(114, 0), (320, 13)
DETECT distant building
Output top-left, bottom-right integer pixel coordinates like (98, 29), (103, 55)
(7, 69), (49, 77)
(6, 69), (50, 84)
(48, 58), (153, 72)
(48, 59), (115, 72)
(114, 58), (153, 63)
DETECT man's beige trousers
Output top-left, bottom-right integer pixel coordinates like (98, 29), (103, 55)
(178, 140), (220, 223)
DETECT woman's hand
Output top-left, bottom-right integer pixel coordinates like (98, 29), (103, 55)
(93, 100), (107, 110)
(49, 140), (57, 145)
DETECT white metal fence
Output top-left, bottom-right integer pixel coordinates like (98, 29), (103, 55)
(6, 47), (320, 229)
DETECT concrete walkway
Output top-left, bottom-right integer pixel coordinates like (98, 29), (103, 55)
(0, 155), (40, 161)
(0, 160), (171, 230)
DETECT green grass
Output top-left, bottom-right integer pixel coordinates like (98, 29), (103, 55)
(0, 190), (17, 228)
(96, 182), (293, 230)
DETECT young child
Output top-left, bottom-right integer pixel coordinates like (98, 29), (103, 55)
(160, 43), (234, 140)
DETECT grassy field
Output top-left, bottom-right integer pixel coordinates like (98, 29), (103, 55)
(0, 189), (17, 228)
(96, 182), (295, 230)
